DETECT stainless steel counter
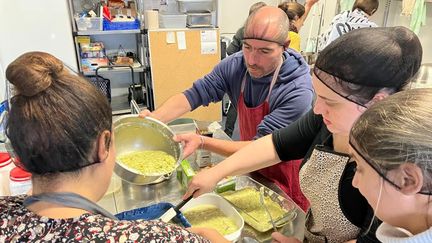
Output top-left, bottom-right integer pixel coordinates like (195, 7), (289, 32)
(98, 128), (306, 242)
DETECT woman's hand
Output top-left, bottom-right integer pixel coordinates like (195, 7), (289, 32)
(188, 227), (229, 243)
(183, 167), (221, 199)
(173, 133), (202, 159)
(271, 232), (301, 243)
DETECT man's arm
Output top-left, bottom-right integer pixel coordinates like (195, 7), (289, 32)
(297, 0), (319, 28)
(144, 93), (192, 123)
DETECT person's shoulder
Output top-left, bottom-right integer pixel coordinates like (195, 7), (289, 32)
(219, 51), (246, 70)
(279, 50), (311, 80)
(234, 26), (245, 37)
(283, 49), (304, 62)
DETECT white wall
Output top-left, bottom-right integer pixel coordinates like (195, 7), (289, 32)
(218, 0), (281, 37)
(0, 0), (77, 101)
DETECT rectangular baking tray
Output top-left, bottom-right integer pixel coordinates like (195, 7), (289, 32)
(216, 175), (297, 232)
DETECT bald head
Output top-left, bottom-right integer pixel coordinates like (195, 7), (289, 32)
(244, 6), (290, 47)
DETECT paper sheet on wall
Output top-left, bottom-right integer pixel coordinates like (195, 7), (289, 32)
(166, 31), (175, 44)
(200, 30), (217, 54)
(176, 31), (186, 50)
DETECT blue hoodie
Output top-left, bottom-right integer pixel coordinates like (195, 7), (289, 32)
(184, 49), (313, 139)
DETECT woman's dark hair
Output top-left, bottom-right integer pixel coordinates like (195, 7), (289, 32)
(353, 0), (379, 16)
(314, 26), (422, 106)
(279, 6), (300, 33)
(6, 51), (112, 175)
(278, 2), (305, 19)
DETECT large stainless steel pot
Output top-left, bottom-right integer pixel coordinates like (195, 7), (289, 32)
(113, 115), (182, 185)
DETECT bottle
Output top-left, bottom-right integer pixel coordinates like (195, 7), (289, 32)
(0, 152), (14, 196)
(9, 166), (32, 196)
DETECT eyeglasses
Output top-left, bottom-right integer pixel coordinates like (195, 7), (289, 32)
(349, 138), (432, 195)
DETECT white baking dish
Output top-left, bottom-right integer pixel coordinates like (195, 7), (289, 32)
(181, 193), (244, 242)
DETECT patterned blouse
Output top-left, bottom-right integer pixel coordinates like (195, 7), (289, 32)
(0, 195), (210, 243)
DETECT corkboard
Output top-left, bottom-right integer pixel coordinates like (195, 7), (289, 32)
(148, 29), (221, 122)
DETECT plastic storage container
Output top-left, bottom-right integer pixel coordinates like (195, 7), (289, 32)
(177, 0), (214, 13)
(0, 153), (14, 196)
(9, 167), (32, 196)
(187, 12), (212, 27)
(103, 19), (140, 30)
(159, 13), (187, 28)
(75, 17), (103, 31)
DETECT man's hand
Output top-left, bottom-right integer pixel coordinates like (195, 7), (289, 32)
(138, 109), (153, 118)
(271, 232), (301, 243)
(305, 0), (319, 7)
(173, 133), (202, 159)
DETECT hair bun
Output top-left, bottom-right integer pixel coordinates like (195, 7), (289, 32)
(6, 51), (64, 97)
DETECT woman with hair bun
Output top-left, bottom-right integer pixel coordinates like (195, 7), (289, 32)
(184, 26), (423, 242)
(278, 0), (319, 52)
(350, 88), (432, 242)
(0, 52), (227, 242)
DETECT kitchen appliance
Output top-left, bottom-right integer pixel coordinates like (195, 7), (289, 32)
(113, 115), (182, 185)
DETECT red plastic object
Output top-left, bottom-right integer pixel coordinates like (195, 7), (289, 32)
(10, 167), (31, 182)
(103, 5), (112, 21)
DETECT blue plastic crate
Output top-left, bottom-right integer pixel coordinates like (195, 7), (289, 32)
(103, 19), (140, 31)
(115, 202), (191, 227)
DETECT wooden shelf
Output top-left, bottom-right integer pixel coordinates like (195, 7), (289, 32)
(83, 64), (145, 75)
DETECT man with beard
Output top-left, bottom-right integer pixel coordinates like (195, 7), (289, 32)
(141, 6), (313, 210)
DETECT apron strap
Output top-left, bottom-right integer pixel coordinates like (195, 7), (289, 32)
(241, 57), (284, 102)
(23, 192), (118, 220)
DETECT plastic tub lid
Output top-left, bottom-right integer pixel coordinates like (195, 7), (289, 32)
(10, 167), (31, 181)
(116, 202), (191, 227)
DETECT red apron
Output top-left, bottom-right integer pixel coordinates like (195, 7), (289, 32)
(237, 61), (309, 211)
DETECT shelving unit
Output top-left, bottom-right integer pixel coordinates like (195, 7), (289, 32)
(67, 0), (150, 115)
